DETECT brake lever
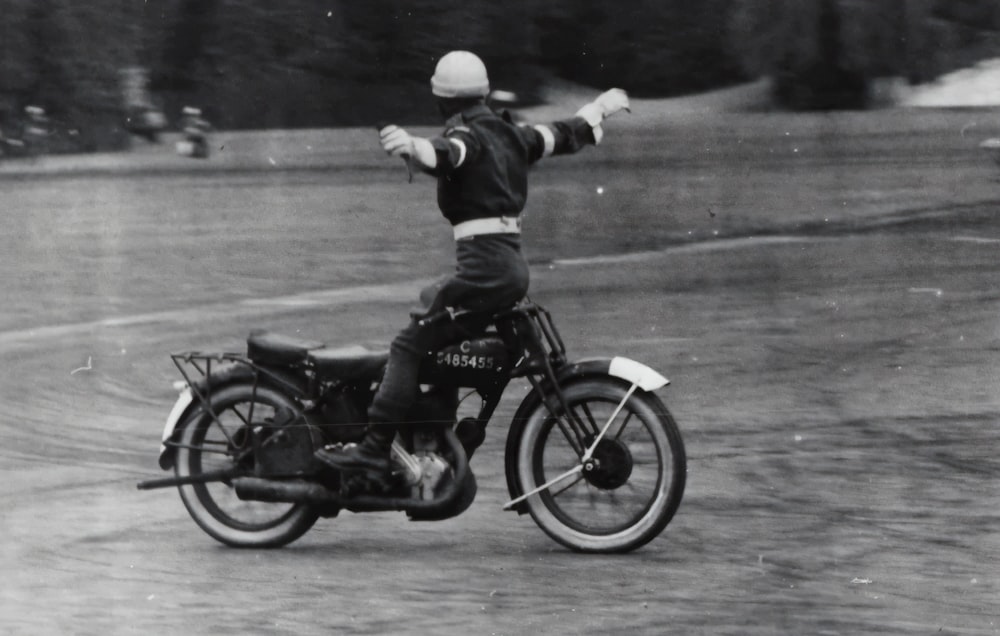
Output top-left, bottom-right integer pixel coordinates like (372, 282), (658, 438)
(375, 122), (413, 183)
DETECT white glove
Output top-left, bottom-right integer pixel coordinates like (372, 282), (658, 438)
(379, 125), (436, 168)
(595, 88), (630, 117)
(380, 125), (414, 157)
(576, 88), (631, 127)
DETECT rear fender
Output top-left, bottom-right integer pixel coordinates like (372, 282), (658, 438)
(157, 364), (308, 470)
(502, 357), (668, 513)
(158, 387), (196, 469)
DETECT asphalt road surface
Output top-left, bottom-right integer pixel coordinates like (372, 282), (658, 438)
(2, 111), (999, 634)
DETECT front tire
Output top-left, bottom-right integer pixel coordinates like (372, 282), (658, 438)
(515, 378), (686, 553)
(175, 382), (319, 548)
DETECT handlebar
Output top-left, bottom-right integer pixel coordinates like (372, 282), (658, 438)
(416, 307), (470, 327)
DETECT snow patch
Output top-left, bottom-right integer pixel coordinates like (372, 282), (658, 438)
(902, 58), (1000, 107)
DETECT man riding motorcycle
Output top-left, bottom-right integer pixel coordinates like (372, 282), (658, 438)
(315, 50), (631, 475)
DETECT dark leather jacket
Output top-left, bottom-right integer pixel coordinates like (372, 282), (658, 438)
(426, 104), (598, 226)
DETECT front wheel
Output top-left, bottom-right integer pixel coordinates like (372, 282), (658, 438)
(174, 382), (319, 548)
(514, 378), (686, 553)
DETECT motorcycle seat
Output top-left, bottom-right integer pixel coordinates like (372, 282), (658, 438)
(308, 346), (389, 381)
(246, 330), (324, 366)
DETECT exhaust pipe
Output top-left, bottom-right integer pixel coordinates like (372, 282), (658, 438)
(234, 477), (338, 504)
(234, 428), (471, 517)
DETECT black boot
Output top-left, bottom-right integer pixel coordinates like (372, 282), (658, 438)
(455, 417), (487, 460)
(314, 423), (396, 473)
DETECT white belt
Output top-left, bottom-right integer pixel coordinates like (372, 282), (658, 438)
(453, 216), (522, 241)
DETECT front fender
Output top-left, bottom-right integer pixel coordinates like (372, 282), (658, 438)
(502, 356), (668, 513)
(606, 357), (669, 391)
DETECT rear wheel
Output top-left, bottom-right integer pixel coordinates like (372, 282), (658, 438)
(175, 383), (319, 548)
(515, 378), (686, 553)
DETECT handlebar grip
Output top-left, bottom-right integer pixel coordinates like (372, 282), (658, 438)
(417, 310), (450, 328)
(416, 307), (472, 327)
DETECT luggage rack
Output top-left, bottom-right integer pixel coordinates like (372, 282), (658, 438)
(171, 351), (250, 390)
(171, 350), (245, 380)
(170, 350), (295, 418)
(170, 348), (322, 410)
(164, 350), (323, 459)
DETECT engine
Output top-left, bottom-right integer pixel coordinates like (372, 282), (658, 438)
(412, 452), (452, 500)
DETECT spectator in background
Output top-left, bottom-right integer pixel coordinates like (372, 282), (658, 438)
(177, 106), (211, 158)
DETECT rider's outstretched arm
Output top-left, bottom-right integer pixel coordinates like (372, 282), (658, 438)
(377, 88), (630, 174)
(379, 125), (438, 172)
(525, 88), (631, 161)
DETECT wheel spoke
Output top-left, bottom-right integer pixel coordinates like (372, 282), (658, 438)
(578, 403), (601, 435)
(206, 405), (242, 447)
(186, 396), (296, 528)
(548, 473), (585, 499)
(228, 403), (252, 427)
(552, 415), (586, 457)
(504, 464), (583, 510)
(587, 487), (599, 509)
(613, 411), (635, 441)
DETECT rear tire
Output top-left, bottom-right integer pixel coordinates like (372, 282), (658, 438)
(175, 383), (319, 548)
(514, 378), (686, 553)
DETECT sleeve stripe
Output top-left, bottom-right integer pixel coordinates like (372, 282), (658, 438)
(533, 124), (556, 157)
(591, 123), (604, 145)
(448, 137), (468, 167)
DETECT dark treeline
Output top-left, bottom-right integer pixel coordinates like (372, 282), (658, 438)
(1, 0), (998, 147)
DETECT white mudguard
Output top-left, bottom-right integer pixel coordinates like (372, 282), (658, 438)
(608, 356), (669, 391)
(159, 388), (195, 469)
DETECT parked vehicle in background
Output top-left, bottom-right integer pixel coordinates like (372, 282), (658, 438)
(980, 137), (1000, 166)
(0, 105), (85, 158)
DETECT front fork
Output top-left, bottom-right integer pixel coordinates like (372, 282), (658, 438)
(501, 355), (669, 511)
(501, 378), (640, 511)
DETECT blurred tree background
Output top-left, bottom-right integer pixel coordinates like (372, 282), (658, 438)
(1, 0), (998, 148)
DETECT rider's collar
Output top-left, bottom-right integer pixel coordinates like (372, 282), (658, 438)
(446, 104), (494, 128)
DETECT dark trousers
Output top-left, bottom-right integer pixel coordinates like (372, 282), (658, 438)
(369, 234), (529, 425)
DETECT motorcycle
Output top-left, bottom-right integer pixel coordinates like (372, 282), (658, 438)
(137, 300), (686, 553)
(981, 137), (1000, 167)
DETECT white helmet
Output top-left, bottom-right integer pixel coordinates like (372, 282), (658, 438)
(431, 51), (490, 98)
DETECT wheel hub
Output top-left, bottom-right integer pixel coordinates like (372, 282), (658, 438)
(582, 436), (633, 490)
